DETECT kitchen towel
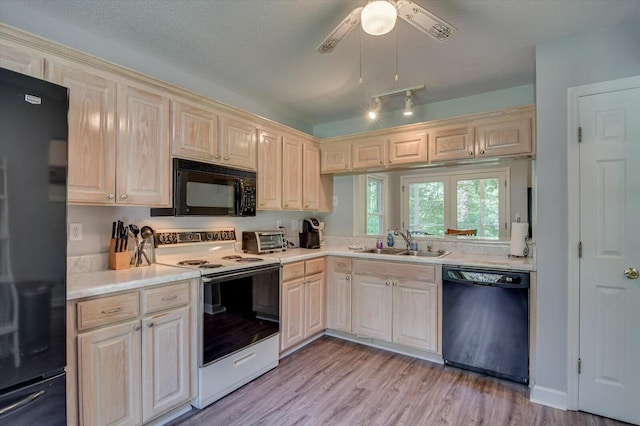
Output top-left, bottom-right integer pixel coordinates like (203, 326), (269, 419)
(509, 222), (529, 257)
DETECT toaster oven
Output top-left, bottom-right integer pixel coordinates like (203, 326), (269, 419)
(242, 230), (287, 254)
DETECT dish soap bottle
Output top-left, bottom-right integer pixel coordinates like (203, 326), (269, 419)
(386, 232), (394, 247)
(376, 237), (383, 249)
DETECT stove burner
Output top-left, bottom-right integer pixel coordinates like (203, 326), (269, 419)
(199, 264), (224, 269)
(221, 255), (242, 260)
(236, 257), (263, 263)
(177, 259), (209, 266)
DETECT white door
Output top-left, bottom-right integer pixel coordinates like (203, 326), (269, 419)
(578, 82), (640, 424)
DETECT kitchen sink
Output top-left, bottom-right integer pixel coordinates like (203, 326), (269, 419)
(355, 248), (450, 258)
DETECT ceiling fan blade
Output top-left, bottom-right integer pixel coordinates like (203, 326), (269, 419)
(396, 0), (457, 42)
(316, 7), (363, 53)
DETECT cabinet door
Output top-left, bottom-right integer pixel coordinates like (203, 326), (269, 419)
(326, 272), (351, 332)
(305, 272), (325, 337)
(142, 306), (191, 423)
(78, 320), (142, 426)
(321, 142), (351, 173)
(171, 99), (219, 162)
(352, 274), (392, 342)
(302, 141), (320, 210)
(281, 278), (305, 351)
(117, 83), (171, 206)
(352, 137), (386, 170)
(387, 132), (427, 166)
(393, 280), (438, 352)
(428, 124), (475, 162)
(220, 115), (257, 170)
(475, 116), (532, 158)
(281, 136), (303, 210)
(0, 39), (45, 78)
(48, 60), (117, 204)
(257, 128), (282, 210)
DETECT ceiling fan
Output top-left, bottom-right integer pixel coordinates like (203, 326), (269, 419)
(317, 0), (457, 53)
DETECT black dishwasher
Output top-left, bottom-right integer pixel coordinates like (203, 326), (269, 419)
(442, 265), (529, 384)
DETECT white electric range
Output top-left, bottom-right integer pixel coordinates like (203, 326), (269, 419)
(154, 229), (281, 409)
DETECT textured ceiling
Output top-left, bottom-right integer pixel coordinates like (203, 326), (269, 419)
(5, 0), (640, 127)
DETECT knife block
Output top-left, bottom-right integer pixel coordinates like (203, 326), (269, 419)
(109, 239), (130, 270)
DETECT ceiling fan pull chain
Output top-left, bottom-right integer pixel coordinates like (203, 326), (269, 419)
(395, 23), (399, 81)
(359, 27), (363, 84)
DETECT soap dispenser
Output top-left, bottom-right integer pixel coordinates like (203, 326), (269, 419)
(386, 231), (394, 247)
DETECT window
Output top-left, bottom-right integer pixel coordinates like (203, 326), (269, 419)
(402, 168), (509, 239)
(366, 175), (385, 236)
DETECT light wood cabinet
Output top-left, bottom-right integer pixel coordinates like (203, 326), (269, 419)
(117, 82), (171, 206)
(257, 127), (282, 210)
(475, 115), (533, 157)
(281, 136), (303, 210)
(0, 38), (45, 78)
(352, 136), (387, 170)
(326, 257), (352, 332)
(387, 131), (427, 166)
(321, 141), (352, 173)
(219, 114), (257, 170)
(352, 260), (439, 353)
(69, 280), (197, 426)
(280, 258), (326, 352)
(171, 99), (219, 162)
(428, 124), (475, 162)
(302, 141), (321, 211)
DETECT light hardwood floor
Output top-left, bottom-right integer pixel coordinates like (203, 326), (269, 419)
(171, 336), (629, 426)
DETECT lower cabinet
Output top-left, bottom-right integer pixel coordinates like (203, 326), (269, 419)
(325, 257), (352, 332)
(352, 260), (439, 353)
(69, 279), (197, 426)
(280, 258), (325, 352)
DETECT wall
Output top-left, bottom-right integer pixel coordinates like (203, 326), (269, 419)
(0, 1), (312, 134)
(313, 84), (535, 138)
(534, 19), (640, 401)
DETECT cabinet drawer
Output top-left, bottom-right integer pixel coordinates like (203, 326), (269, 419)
(77, 292), (140, 331)
(331, 257), (351, 274)
(305, 257), (325, 276)
(143, 281), (190, 314)
(282, 261), (305, 282)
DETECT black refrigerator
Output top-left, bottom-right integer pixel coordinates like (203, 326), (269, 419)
(0, 68), (68, 425)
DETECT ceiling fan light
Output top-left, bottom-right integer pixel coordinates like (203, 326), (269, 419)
(361, 1), (397, 36)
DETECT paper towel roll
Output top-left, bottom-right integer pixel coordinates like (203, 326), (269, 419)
(509, 222), (529, 257)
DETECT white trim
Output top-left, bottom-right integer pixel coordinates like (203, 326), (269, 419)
(566, 75), (640, 411)
(530, 385), (568, 411)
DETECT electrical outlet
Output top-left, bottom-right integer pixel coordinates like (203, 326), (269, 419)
(69, 223), (83, 241)
(291, 220), (299, 232)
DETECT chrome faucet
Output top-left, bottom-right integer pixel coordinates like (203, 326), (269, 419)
(394, 229), (412, 250)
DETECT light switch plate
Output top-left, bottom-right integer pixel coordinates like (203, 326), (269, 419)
(70, 223), (83, 241)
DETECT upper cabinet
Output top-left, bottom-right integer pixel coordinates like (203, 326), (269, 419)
(322, 105), (535, 173)
(219, 114), (257, 171)
(282, 136), (304, 210)
(0, 38), (44, 78)
(171, 99), (219, 162)
(257, 127), (282, 210)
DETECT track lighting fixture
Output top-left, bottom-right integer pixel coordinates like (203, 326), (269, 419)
(403, 91), (413, 116)
(366, 85), (424, 120)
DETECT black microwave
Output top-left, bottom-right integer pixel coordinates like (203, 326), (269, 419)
(151, 158), (256, 217)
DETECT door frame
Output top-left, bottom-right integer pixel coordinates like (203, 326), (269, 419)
(566, 75), (640, 411)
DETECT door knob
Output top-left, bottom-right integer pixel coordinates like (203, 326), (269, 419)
(624, 267), (639, 279)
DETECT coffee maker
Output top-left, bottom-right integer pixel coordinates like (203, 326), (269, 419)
(300, 217), (321, 249)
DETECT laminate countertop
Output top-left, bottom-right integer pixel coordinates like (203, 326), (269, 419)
(67, 248), (534, 300)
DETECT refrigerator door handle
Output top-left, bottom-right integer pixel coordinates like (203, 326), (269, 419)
(0, 390), (45, 415)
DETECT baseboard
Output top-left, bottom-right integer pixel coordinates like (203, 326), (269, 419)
(530, 385), (568, 410)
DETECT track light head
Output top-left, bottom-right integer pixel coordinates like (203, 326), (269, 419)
(403, 90), (413, 116)
(368, 97), (381, 120)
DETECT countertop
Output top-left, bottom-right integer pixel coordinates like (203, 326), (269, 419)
(265, 247), (536, 271)
(67, 264), (200, 301)
(67, 247), (534, 300)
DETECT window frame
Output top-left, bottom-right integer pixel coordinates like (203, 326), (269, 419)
(401, 167), (510, 240)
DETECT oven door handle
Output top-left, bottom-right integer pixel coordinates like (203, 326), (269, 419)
(201, 264), (280, 283)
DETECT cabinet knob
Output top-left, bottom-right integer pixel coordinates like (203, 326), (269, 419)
(120, 194), (128, 200)
(107, 194), (115, 200)
(388, 159), (393, 164)
(379, 160), (384, 165)
(393, 281), (397, 286)
(224, 156), (229, 160)
(214, 154), (221, 159)
(479, 150), (485, 155)
(385, 281), (390, 286)
(133, 325), (141, 331)
(304, 204), (309, 208)
(346, 276), (350, 280)
(468, 151), (473, 156)
(147, 322), (154, 328)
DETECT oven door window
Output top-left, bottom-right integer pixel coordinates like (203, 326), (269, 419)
(202, 267), (280, 366)
(178, 171), (237, 215)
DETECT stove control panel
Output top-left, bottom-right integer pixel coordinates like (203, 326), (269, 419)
(156, 229), (236, 246)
